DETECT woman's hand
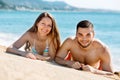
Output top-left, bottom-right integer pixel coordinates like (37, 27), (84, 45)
(35, 54), (51, 61)
(25, 53), (51, 61)
(25, 53), (37, 60)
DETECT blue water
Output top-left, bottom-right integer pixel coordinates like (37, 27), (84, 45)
(0, 10), (120, 71)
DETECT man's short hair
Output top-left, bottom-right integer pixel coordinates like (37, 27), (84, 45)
(76, 20), (93, 31)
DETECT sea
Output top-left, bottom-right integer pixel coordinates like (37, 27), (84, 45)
(0, 10), (120, 71)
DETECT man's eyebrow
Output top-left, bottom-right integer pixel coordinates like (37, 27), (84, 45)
(78, 32), (82, 34)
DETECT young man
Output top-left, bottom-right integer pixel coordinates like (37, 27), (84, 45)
(55, 20), (113, 75)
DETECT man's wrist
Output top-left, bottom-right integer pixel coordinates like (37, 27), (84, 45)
(65, 60), (72, 67)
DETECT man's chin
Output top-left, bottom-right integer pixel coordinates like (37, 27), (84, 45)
(80, 45), (88, 48)
(80, 43), (91, 48)
(77, 41), (92, 48)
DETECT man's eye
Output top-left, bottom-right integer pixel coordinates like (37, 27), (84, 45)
(78, 33), (82, 36)
(87, 34), (91, 37)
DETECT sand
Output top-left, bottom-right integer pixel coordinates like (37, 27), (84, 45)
(0, 45), (120, 80)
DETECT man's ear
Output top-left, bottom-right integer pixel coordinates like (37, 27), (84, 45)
(75, 31), (77, 37)
(92, 30), (95, 37)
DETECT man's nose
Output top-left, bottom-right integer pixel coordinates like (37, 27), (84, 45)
(83, 36), (87, 40)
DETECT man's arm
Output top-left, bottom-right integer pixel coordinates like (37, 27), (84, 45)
(81, 44), (113, 75)
(82, 65), (113, 75)
(100, 46), (113, 73)
(55, 38), (72, 66)
(55, 38), (82, 69)
(84, 45), (114, 75)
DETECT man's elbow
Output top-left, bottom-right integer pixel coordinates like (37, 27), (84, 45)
(55, 56), (59, 63)
(55, 56), (64, 64)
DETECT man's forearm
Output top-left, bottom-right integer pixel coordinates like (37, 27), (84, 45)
(82, 65), (113, 75)
(93, 69), (113, 75)
(55, 56), (70, 66)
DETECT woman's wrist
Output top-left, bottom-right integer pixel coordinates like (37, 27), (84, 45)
(20, 52), (28, 57)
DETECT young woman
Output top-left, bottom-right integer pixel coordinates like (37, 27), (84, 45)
(6, 12), (61, 61)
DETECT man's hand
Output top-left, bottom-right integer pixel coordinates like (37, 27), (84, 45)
(66, 61), (84, 69)
(82, 65), (95, 72)
(82, 65), (113, 75)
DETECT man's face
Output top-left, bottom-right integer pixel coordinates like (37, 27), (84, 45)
(76, 27), (94, 48)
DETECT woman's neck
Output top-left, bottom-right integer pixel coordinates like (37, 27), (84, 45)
(36, 32), (48, 42)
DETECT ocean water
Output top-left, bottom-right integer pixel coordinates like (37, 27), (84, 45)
(0, 10), (120, 71)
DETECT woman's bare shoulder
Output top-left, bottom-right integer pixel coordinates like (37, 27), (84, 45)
(18, 32), (35, 42)
(24, 32), (35, 38)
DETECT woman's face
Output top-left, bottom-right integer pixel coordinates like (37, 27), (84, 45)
(37, 17), (52, 36)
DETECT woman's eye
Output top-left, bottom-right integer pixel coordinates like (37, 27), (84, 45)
(48, 25), (52, 28)
(41, 23), (45, 25)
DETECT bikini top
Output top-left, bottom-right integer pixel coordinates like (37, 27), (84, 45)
(31, 39), (49, 56)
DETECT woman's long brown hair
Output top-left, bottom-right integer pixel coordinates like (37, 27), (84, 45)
(24, 12), (60, 53)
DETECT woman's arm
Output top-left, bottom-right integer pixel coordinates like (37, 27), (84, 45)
(6, 32), (32, 56)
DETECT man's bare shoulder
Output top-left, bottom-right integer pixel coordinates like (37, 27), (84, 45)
(93, 39), (107, 48)
(61, 37), (75, 48)
(93, 39), (109, 54)
(64, 37), (75, 43)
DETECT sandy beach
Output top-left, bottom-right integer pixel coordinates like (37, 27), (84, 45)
(0, 46), (119, 80)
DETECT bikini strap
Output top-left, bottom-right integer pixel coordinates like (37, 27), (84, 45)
(43, 39), (49, 57)
(46, 39), (49, 48)
(44, 40), (49, 52)
(33, 39), (35, 47)
(32, 39), (38, 54)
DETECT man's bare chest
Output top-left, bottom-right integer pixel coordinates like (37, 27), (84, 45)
(70, 48), (100, 64)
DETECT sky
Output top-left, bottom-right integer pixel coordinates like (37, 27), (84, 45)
(44, 0), (120, 11)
